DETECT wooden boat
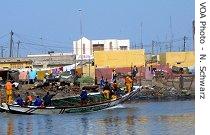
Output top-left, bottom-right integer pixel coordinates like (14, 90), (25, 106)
(3, 86), (141, 115)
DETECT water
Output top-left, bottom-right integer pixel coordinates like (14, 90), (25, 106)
(0, 100), (194, 135)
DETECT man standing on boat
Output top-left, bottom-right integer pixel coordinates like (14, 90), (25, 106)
(125, 75), (133, 93)
(80, 87), (88, 105)
(5, 80), (13, 104)
(103, 81), (112, 99)
(43, 92), (55, 106)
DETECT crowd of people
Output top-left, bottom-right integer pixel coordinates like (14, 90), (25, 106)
(3, 79), (55, 107)
(1, 66), (138, 107)
(98, 68), (135, 100)
(15, 91), (55, 107)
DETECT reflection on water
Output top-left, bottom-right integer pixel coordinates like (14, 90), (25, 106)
(7, 118), (14, 135)
(0, 100), (194, 135)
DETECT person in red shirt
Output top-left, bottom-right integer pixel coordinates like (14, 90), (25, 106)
(25, 92), (33, 106)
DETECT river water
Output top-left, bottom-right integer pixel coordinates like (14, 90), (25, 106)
(0, 100), (194, 135)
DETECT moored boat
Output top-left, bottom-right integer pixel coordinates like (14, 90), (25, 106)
(3, 86), (141, 115)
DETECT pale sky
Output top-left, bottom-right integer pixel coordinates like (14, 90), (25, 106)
(0, 0), (194, 57)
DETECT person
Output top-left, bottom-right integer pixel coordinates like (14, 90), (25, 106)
(43, 92), (55, 106)
(132, 65), (138, 78)
(73, 71), (80, 86)
(95, 77), (98, 85)
(5, 80), (13, 104)
(111, 80), (118, 99)
(34, 96), (43, 106)
(25, 92), (33, 106)
(28, 68), (37, 84)
(112, 69), (117, 82)
(112, 80), (121, 96)
(103, 81), (111, 99)
(12, 81), (19, 90)
(99, 76), (105, 89)
(15, 94), (23, 106)
(125, 75), (133, 93)
(80, 87), (88, 105)
(179, 74), (184, 89)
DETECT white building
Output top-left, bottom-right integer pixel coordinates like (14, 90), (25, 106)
(73, 37), (130, 60)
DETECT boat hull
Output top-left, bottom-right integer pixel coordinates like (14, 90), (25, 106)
(5, 86), (141, 115)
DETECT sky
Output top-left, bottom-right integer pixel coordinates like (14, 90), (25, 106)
(0, 0), (195, 57)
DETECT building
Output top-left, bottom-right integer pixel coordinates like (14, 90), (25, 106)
(94, 49), (145, 68)
(159, 51), (195, 67)
(0, 53), (76, 70)
(73, 37), (130, 60)
(27, 53), (76, 69)
(0, 58), (32, 69)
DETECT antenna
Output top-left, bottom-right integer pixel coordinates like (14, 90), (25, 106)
(192, 20), (195, 51)
(9, 30), (14, 57)
(140, 22), (143, 49)
(165, 33), (168, 52)
(169, 16), (173, 52)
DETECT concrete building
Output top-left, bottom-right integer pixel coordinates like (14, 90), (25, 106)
(159, 51), (195, 67)
(94, 49), (145, 68)
(73, 37), (130, 60)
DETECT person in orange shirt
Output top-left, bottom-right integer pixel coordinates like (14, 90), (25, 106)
(5, 80), (13, 104)
(125, 75), (133, 93)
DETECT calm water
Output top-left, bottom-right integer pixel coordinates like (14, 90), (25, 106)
(0, 100), (194, 135)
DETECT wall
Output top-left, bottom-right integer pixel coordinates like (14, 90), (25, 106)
(82, 65), (95, 78)
(94, 50), (145, 68)
(159, 51), (195, 67)
(73, 37), (130, 58)
(0, 58), (32, 69)
(73, 37), (92, 56)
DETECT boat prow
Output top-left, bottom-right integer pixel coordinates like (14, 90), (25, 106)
(0, 103), (9, 112)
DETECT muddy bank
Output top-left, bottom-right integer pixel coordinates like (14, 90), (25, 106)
(0, 76), (194, 103)
(135, 77), (195, 100)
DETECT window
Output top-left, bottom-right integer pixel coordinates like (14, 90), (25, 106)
(109, 42), (113, 50)
(83, 44), (85, 54)
(120, 46), (127, 50)
(90, 44), (93, 55)
(93, 44), (104, 51)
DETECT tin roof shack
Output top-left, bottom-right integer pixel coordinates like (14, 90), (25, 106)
(27, 53), (76, 69)
(0, 70), (19, 83)
(159, 51), (195, 68)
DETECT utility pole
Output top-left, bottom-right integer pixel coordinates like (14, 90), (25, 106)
(169, 16), (173, 52)
(9, 30), (14, 57)
(78, 9), (83, 75)
(152, 41), (155, 55)
(192, 20), (195, 51)
(0, 46), (4, 58)
(183, 36), (187, 52)
(17, 40), (21, 57)
(140, 22), (143, 49)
